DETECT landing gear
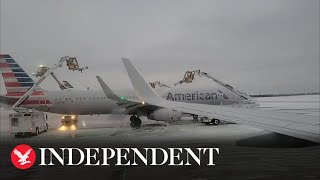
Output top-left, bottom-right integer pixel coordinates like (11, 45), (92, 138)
(130, 115), (142, 128)
(192, 115), (199, 121)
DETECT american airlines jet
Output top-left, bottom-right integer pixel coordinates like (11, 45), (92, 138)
(117, 58), (320, 143)
(0, 54), (258, 127)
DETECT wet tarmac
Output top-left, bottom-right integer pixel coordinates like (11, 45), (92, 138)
(0, 95), (319, 179)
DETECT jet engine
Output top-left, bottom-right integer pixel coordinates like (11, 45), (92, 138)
(147, 108), (182, 121)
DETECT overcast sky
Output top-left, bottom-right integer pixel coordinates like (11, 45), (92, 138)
(0, 0), (319, 94)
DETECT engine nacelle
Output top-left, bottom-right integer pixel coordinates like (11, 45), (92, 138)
(147, 108), (182, 121)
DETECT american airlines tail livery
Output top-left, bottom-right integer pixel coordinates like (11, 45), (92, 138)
(0, 54), (258, 127)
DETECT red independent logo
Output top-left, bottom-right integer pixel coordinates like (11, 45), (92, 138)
(11, 144), (36, 170)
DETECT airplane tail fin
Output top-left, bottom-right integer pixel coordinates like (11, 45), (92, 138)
(96, 76), (119, 101)
(0, 54), (43, 96)
(121, 58), (163, 104)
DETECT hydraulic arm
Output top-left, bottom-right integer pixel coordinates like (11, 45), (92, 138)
(149, 81), (170, 89)
(173, 70), (253, 101)
(12, 56), (88, 111)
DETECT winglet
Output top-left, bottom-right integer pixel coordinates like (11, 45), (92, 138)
(96, 76), (119, 101)
(121, 58), (162, 104)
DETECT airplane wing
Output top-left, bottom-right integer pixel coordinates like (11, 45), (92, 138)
(121, 58), (320, 143)
(96, 76), (154, 114)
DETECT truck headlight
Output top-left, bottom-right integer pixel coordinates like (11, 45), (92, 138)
(70, 125), (76, 130)
(59, 125), (66, 131)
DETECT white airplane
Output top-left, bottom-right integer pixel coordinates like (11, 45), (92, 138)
(112, 58), (320, 143)
(0, 54), (257, 127)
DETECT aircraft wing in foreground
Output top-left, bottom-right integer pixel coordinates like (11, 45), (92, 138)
(121, 58), (320, 143)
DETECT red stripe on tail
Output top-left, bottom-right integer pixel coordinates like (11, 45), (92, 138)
(0, 63), (10, 68)
(2, 72), (15, 78)
(4, 82), (20, 87)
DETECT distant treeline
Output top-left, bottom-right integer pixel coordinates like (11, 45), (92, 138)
(250, 92), (320, 97)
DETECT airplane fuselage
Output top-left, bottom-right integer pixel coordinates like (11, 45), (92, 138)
(13, 88), (250, 115)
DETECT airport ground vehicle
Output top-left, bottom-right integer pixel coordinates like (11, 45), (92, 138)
(59, 116), (78, 130)
(9, 111), (48, 136)
(1, 55), (87, 129)
(198, 116), (220, 125)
